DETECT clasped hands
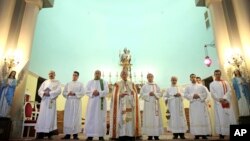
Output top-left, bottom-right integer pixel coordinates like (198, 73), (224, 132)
(68, 91), (76, 96)
(120, 92), (128, 98)
(174, 93), (181, 97)
(43, 93), (50, 96)
(193, 94), (200, 99)
(43, 88), (51, 96)
(120, 91), (135, 98)
(149, 92), (155, 96)
(93, 90), (100, 96)
(219, 98), (229, 104)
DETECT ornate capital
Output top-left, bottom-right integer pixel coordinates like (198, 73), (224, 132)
(25, 0), (43, 9)
(205, 0), (223, 7)
(195, 0), (222, 7)
(195, 0), (206, 7)
(42, 0), (54, 8)
(25, 0), (54, 9)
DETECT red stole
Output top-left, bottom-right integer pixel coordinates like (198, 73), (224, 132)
(220, 80), (230, 109)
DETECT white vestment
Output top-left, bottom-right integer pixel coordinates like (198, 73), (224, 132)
(200, 84), (216, 135)
(84, 79), (109, 137)
(141, 82), (164, 136)
(63, 81), (84, 134)
(164, 86), (187, 133)
(184, 83), (211, 135)
(210, 80), (237, 135)
(35, 79), (61, 133)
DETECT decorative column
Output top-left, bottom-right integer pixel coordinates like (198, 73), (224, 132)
(207, 0), (240, 119)
(9, 0), (54, 139)
(206, 0), (233, 77)
(196, 0), (248, 78)
(195, 0), (240, 121)
(231, 0), (250, 124)
(0, 0), (16, 57)
(232, 0), (250, 72)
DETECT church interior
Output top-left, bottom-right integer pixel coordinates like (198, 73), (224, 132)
(0, 0), (250, 140)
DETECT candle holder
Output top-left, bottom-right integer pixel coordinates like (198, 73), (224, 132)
(226, 53), (250, 82)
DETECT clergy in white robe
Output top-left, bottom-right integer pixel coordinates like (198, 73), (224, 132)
(210, 69), (237, 139)
(164, 76), (187, 139)
(62, 71), (84, 140)
(196, 76), (212, 106)
(35, 70), (61, 139)
(197, 77), (212, 109)
(184, 74), (211, 140)
(84, 70), (109, 141)
(141, 73), (163, 140)
(197, 76), (215, 136)
(110, 70), (141, 140)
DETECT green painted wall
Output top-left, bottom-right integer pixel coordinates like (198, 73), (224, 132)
(29, 0), (219, 88)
